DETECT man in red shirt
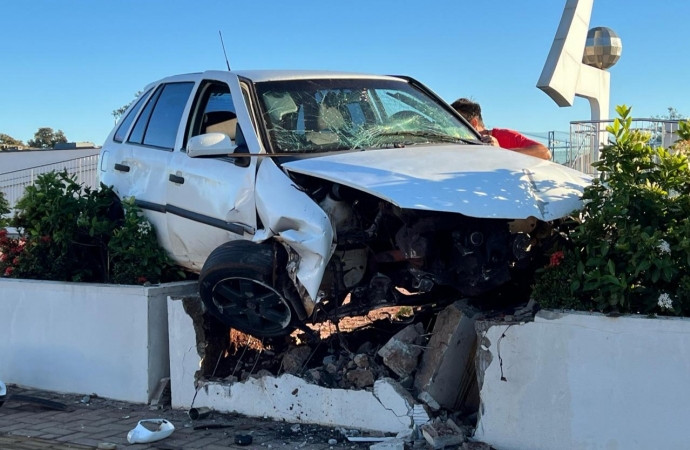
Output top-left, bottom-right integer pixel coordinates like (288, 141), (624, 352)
(451, 98), (551, 160)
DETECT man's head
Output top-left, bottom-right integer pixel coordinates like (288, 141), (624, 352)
(451, 98), (485, 131)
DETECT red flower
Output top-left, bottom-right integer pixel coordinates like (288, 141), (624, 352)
(4, 267), (13, 276)
(549, 251), (565, 267)
(41, 235), (51, 243)
(0, 253), (6, 262)
(0, 228), (7, 237)
(137, 276), (148, 284)
(12, 257), (19, 265)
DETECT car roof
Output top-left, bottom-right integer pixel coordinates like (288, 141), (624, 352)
(149, 70), (405, 87)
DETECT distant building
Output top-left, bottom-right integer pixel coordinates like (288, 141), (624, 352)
(0, 144), (25, 151)
(53, 142), (98, 150)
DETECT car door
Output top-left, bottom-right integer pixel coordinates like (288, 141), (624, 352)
(99, 88), (154, 202)
(122, 81), (196, 254)
(165, 73), (259, 271)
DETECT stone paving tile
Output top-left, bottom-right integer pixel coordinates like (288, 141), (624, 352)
(0, 385), (372, 450)
(0, 435), (96, 449)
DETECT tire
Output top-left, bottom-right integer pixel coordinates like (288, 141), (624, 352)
(199, 240), (296, 338)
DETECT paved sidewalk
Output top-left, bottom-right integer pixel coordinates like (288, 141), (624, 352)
(0, 386), (359, 450)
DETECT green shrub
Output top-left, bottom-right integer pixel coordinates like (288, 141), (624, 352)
(0, 190), (9, 228)
(533, 106), (690, 315)
(1, 170), (184, 285)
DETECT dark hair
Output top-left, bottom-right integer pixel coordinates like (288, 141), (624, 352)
(451, 98), (484, 127)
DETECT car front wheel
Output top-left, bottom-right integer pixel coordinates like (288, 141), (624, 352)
(199, 240), (295, 338)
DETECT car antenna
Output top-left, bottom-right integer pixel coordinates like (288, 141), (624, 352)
(219, 30), (231, 71)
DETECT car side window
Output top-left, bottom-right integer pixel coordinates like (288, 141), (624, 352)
(128, 86), (162, 145)
(128, 82), (194, 150)
(186, 82), (237, 148)
(113, 88), (152, 143)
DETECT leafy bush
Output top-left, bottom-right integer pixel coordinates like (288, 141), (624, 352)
(0, 190), (9, 228)
(0, 171), (184, 285)
(533, 106), (690, 315)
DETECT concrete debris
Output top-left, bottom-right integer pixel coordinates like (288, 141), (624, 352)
(96, 444), (117, 450)
(149, 377), (171, 410)
(346, 369), (375, 388)
(81, 395), (91, 404)
(354, 354), (370, 368)
(282, 346), (312, 375)
(291, 424), (301, 433)
(378, 324), (423, 377)
(513, 298), (536, 319)
(328, 438), (338, 445)
(395, 429), (414, 442)
(462, 442), (492, 450)
(418, 391), (441, 411)
(369, 439), (405, 450)
(414, 301), (480, 412)
(421, 419), (466, 449)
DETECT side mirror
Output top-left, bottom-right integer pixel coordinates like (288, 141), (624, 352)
(187, 133), (236, 158)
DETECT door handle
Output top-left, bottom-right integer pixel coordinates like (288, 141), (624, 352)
(169, 174), (185, 184)
(114, 163), (130, 172)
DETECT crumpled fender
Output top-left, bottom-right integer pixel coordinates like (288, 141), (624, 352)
(253, 158), (334, 308)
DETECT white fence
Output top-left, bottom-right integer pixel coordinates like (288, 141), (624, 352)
(0, 155), (99, 208)
(569, 118), (681, 175)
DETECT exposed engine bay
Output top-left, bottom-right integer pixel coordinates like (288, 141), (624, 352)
(289, 172), (557, 320)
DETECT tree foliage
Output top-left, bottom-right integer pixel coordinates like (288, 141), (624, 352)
(27, 127), (68, 149)
(112, 91), (143, 122)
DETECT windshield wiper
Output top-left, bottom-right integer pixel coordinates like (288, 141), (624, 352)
(373, 130), (484, 145)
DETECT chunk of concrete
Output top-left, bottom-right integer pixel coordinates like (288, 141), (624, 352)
(421, 422), (466, 449)
(282, 346), (312, 375)
(347, 369), (375, 388)
(414, 301), (480, 411)
(374, 378), (430, 427)
(378, 324), (423, 377)
(370, 439), (405, 450)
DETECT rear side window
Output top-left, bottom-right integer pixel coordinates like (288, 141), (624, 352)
(113, 89), (151, 142)
(129, 86), (163, 145)
(128, 82), (194, 150)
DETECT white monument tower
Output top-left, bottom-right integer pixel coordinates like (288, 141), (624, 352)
(537, 0), (622, 166)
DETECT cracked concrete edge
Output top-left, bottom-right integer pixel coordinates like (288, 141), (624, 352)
(178, 295), (207, 384)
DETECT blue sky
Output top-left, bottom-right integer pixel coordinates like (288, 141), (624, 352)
(1, 0), (687, 146)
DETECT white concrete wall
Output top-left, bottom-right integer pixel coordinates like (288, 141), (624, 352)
(167, 297), (427, 433)
(475, 311), (690, 450)
(0, 279), (196, 403)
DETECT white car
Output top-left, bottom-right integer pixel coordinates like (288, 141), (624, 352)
(99, 70), (591, 338)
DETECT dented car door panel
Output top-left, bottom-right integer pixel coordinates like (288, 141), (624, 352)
(165, 73), (258, 270)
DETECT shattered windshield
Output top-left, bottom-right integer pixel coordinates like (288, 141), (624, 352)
(254, 78), (478, 153)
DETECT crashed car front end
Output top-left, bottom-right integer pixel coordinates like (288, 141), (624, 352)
(244, 75), (592, 327)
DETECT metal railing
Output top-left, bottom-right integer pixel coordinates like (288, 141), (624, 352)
(569, 118), (681, 175)
(0, 155), (100, 209)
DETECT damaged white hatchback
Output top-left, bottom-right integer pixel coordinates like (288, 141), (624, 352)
(99, 70), (591, 338)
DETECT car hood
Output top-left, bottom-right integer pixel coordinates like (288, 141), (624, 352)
(282, 145), (593, 221)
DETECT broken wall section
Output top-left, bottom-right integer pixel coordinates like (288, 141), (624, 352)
(474, 311), (690, 450)
(167, 295), (434, 433)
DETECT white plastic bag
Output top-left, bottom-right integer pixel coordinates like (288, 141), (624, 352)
(126, 419), (175, 444)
